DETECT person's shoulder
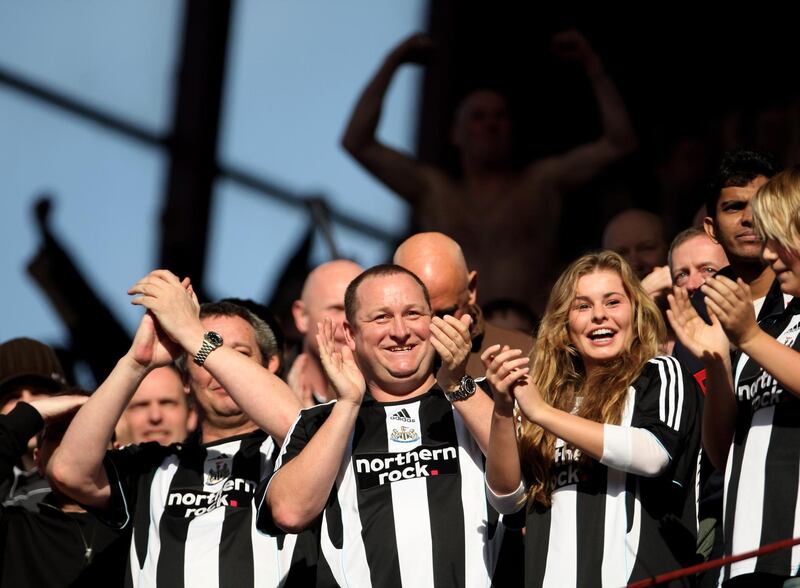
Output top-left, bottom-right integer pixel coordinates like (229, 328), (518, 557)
(638, 355), (687, 387)
(292, 399), (337, 434)
(108, 440), (179, 469)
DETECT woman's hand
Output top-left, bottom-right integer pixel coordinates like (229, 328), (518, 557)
(667, 285), (729, 365)
(481, 344), (536, 416)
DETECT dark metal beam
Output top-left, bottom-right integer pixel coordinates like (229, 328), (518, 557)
(158, 0), (232, 292)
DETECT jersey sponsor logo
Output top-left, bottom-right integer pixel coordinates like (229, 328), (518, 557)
(390, 425), (419, 443)
(353, 443), (459, 490)
(552, 444), (586, 489)
(165, 478), (256, 519)
(737, 369), (786, 411)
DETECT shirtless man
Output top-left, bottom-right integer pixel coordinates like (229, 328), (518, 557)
(342, 29), (637, 311)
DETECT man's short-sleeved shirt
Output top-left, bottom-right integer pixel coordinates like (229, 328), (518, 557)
(723, 297), (800, 581)
(272, 386), (507, 588)
(102, 430), (298, 588)
(524, 356), (701, 587)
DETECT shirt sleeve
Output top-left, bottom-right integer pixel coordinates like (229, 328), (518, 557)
(98, 441), (170, 529)
(0, 403), (43, 484)
(629, 356), (702, 485)
(485, 476), (528, 515)
(258, 404), (330, 533)
(600, 424), (670, 476)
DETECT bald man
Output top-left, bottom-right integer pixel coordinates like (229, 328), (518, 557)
(394, 232), (533, 378)
(602, 209), (668, 279)
(289, 260), (364, 407)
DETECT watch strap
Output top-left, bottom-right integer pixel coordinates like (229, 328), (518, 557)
(444, 375), (476, 402)
(193, 332), (222, 366)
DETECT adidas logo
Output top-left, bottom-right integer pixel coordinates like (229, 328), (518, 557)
(389, 409), (415, 423)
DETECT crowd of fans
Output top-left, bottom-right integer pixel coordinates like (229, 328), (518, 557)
(3, 27), (800, 588)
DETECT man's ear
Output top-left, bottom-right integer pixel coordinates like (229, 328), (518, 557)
(344, 321), (357, 351)
(292, 300), (308, 335)
(267, 354), (281, 375)
(703, 217), (719, 244)
(467, 270), (478, 306)
(33, 447), (41, 469)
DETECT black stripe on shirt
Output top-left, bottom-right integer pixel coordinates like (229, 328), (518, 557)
(156, 443), (205, 588)
(353, 400), (402, 588)
(421, 396), (466, 588)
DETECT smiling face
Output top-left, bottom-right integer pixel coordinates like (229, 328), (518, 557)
(568, 270), (634, 375)
(762, 238), (800, 296)
(345, 273), (436, 399)
(186, 314), (264, 431)
(705, 175), (770, 264)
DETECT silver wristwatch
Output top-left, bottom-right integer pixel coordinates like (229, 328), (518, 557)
(193, 331), (224, 366)
(444, 375), (477, 402)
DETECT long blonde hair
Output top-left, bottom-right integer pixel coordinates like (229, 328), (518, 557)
(519, 251), (664, 507)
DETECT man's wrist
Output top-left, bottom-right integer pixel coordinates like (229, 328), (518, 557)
(180, 325), (208, 356)
(444, 375), (477, 402)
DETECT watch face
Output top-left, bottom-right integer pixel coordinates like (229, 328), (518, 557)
(462, 376), (476, 394)
(206, 331), (224, 347)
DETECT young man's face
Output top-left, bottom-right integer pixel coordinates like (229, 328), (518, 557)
(346, 274), (435, 394)
(704, 175), (770, 263)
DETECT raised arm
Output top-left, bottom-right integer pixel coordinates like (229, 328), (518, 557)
(430, 314), (493, 454)
(667, 285), (735, 470)
(128, 270), (301, 444)
(482, 345), (528, 511)
(0, 396), (86, 486)
(537, 29), (637, 191)
(341, 33), (438, 204)
(703, 275), (800, 398)
(48, 312), (179, 508)
(268, 319), (365, 532)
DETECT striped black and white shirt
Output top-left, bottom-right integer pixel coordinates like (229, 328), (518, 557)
(523, 356), (701, 587)
(723, 297), (800, 581)
(101, 430), (304, 588)
(272, 386), (508, 587)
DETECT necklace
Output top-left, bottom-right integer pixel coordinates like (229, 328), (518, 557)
(40, 502), (97, 565)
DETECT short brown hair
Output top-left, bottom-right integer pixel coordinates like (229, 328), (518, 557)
(344, 265), (431, 327)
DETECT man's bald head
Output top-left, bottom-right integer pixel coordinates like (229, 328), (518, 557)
(293, 259), (363, 354)
(602, 209), (668, 279)
(394, 232), (476, 318)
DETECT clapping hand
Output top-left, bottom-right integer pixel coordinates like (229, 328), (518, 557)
(128, 270), (201, 351)
(667, 285), (729, 364)
(700, 275), (760, 348)
(431, 314), (473, 391)
(316, 319), (365, 406)
(480, 344), (545, 422)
